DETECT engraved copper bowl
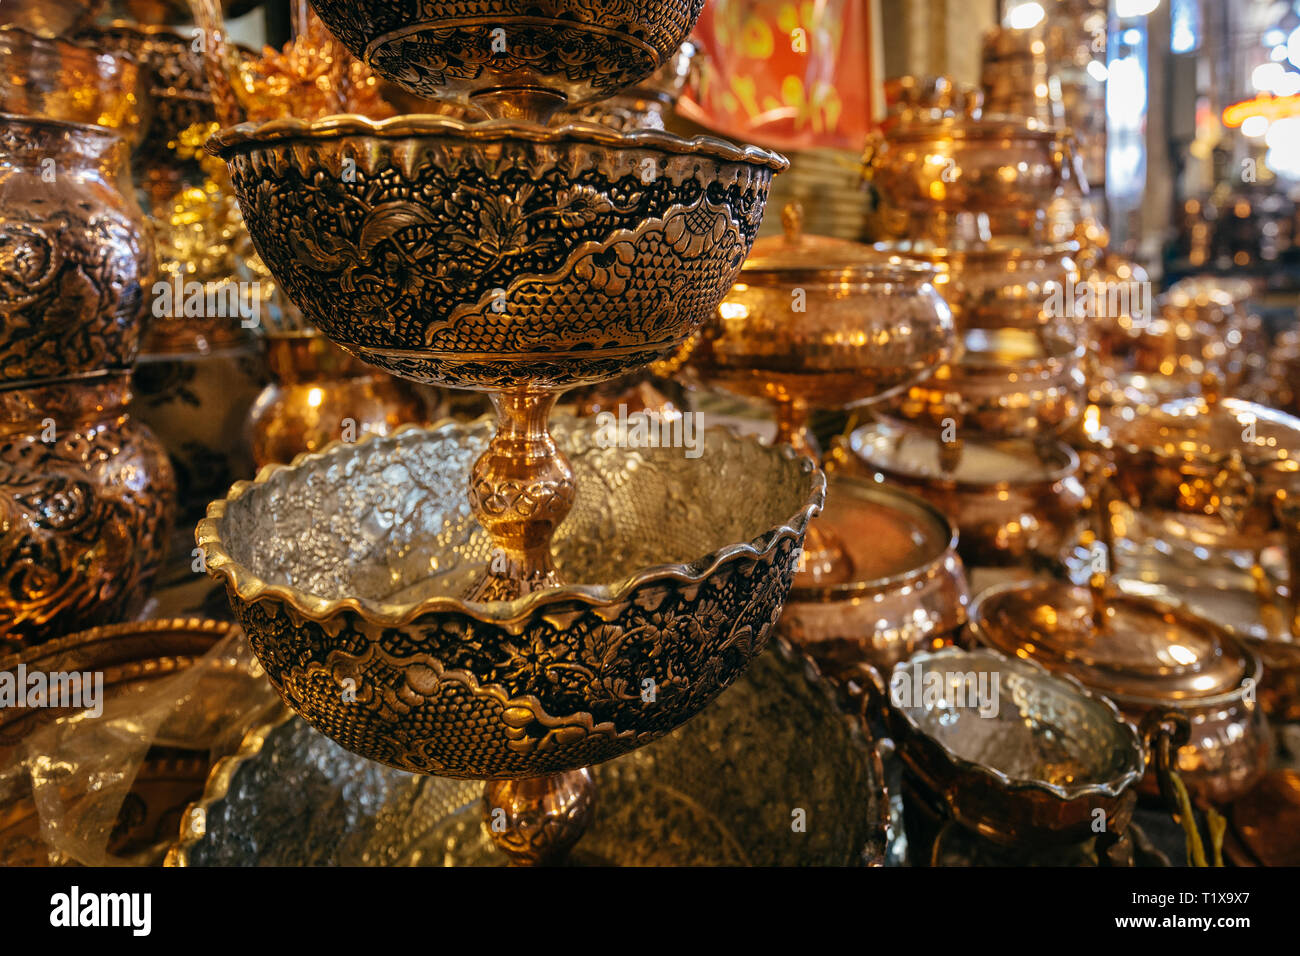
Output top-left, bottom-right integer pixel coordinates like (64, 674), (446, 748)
(165, 637), (886, 867)
(197, 416), (823, 779)
(209, 115), (783, 392)
(0, 113), (154, 384)
(308, 0), (705, 116)
(861, 646), (1144, 846)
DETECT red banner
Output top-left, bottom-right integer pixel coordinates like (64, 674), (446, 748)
(680, 0), (878, 151)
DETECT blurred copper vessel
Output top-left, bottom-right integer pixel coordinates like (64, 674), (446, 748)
(840, 419), (1087, 569)
(684, 203), (952, 586)
(0, 617), (242, 865)
(80, 22), (219, 176)
(859, 646), (1144, 846)
(882, 239), (1081, 334)
(862, 113), (1085, 244)
(0, 113), (154, 384)
(246, 330), (425, 468)
(0, 0), (105, 36)
(972, 580), (1270, 805)
(1094, 393), (1300, 552)
(0, 28), (146, 150)
(883, 326), (1087, 441)
(1126, 287), (1249, 393)
(686, 204), (954, 456)
(777, 476), (968, 678)
(0, 375), (175, 650)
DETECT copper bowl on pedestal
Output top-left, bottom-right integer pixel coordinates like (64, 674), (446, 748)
(307, 0), (705, 116)
(196, 417), (823, 779)
(208, 115), (782, 392)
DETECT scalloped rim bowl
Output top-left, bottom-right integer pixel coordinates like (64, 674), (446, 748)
(196, 417), (823, 626)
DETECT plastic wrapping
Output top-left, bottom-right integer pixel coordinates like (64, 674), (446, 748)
(0, 623), (278, 865)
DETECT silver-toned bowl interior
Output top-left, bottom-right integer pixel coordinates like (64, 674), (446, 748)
(892, 648), (1141, 796)
(216, 416), (816, 612)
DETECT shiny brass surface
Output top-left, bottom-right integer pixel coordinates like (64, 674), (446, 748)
(862, 114), (1084, 243)
(196, 417), (823, 779)
(306, 0), (705, 117)
(689, 204), (954, 414)
(884, 326), (1087, 440)
(0, 114), (154, 383)
(209, 115), (783, 391)
(482, 769), (595, 865)
(166, 637), (886, 866)
(971, 579), (1271, 805)
(841, 420), (1087, 568)
(0, 374), (175, 649)
(865, 646), (1144, 846)
(0, 617), (238, 866)
(246, 331), (424, 469)
(1096, 395), (1300, 546)
(0, 0), (105, 35)
(0, 28), (145, 150)
(778, 476), (968, 678)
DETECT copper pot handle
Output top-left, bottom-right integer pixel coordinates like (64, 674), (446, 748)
(848, 662), (890, 725)
(1139, 710), (1190, 810)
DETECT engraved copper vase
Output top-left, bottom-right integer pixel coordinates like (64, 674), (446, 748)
(0, 113), (154, 384)
(0, 374), (175, 650)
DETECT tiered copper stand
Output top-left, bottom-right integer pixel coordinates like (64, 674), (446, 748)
(194, 0), (823, 864)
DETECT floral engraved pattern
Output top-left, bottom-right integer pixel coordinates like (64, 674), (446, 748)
(0, 386), (175, 650)
(206, 419), (820, 779)
(0, 119), (153, 383)
(223, 126), (773, 389)
(310, 0), (705, 102)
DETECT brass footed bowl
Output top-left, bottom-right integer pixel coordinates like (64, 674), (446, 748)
(308, 0), (705, 112)
(209, 115), (784, 391)
(197, 416), (823, 779)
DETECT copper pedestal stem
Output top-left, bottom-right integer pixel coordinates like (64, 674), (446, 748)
(465, 390), (575, 601)
(773, 398), (851, 585)
(481, 769), (596, 866)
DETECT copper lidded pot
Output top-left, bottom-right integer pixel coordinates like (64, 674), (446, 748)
(971, 579), (1270, 806)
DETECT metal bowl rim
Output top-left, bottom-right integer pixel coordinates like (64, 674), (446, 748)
(206, 112), (789, 171)
(196, 416), (825, 627)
